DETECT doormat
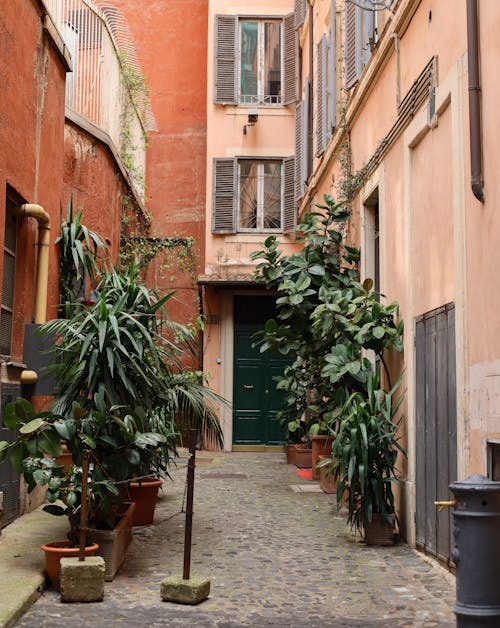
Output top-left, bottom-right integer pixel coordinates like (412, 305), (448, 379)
(295, 469), (313, 479)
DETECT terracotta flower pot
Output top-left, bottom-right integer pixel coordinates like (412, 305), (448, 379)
(364, 513), (395, 546)
(127, 477), (163, 525)
(311, 435), (334, 480)
(41, 540), (99, 590)
(294, 444), (313, 469)
(285, 443), (297, 465)
(318, 455), (338, 494)
(86, 502), (135, 581)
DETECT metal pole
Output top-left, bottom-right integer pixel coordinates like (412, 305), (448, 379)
(183, 428), (197, 580)
(78, 449), (89, 561)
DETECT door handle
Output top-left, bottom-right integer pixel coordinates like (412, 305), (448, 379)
(243, 384), (254, 390)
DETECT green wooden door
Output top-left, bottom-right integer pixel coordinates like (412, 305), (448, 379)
(233, 324), (290, 446)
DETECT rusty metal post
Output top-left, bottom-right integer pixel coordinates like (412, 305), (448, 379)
(183, 428), (197, 580)
(78, 449), (89, 561)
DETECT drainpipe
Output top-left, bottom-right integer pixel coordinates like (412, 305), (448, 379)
(15, 204), (51, 324)
(466, 0), (485, 203)
(308, 0), (314, 179)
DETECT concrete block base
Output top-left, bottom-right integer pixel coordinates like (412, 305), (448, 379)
(60, 556), (105, 602)
(161, 575), (210, 604)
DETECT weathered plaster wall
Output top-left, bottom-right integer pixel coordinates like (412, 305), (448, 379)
(0, 0), (66, 359)
(102, 0), (209, 328)
(62, 121), (125, 263)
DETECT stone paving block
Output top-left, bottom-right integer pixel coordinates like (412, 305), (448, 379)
(15, 453), (456, 627)
(161, 575), (210, 604)
(60, 556), (105, 602)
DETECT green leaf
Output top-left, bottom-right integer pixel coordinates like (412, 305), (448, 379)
(43, 504), (66, 516)
(308, 265), (325, 276)
(0, 440), (10, 463)
(372, 326), (386, 339)
(3, 403), (20, 430)
(19, 418), (45, 434)
(38, 430), (63, 457)
(10, 442), (25, 473)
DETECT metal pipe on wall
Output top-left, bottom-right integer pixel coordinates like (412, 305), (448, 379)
(15, 203), (51, 324)
(466, 0), (485, 203)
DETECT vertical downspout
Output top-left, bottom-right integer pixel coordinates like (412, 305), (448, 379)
(466, 0), (485, 203)
(15, 204), (51, 324)
(308, 0), (314, 179)
(198, 285), (204, 374)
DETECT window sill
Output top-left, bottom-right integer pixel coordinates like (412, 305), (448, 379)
(225, 105), (294, 116)
(222, 233), (296, 244)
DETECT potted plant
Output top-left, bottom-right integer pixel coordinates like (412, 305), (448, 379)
(43, 263), (223, 527)
(323, 373), (407, 544)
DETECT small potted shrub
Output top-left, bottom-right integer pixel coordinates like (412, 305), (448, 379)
(326, 373), (406, 544)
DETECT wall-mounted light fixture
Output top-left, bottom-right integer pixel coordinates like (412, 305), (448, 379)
(243, 108), (259, 135)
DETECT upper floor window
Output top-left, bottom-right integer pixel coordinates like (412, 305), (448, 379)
(212, 157), (295, 234)
(240, 21), (281, 105)
(214, 14), (296, 106)
(345, 3), (377, 88)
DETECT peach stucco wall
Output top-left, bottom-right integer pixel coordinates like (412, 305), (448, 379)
(205, 0), (298, 278)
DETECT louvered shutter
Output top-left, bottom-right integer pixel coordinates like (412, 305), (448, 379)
(328, 0), (336, 135)
(212, 158), (236, 233)
(362, 9), (375, 66)
(214, 15), (237, 104)
(294, 101), (304, 202)
(283, 13), (296, 105)
(282, 157), (296, 232)
(316, 35), (327, 156)
(303, 78), (310, 180)
(294, 0), (306, 29)
(345, 3), (361, 88)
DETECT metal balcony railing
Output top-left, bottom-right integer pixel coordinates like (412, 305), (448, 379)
(44, 0), (150, 199)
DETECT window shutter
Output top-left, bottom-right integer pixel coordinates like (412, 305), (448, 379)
(316, 35), (327, 156)
(303, 78), (311, 180)
(282, 157), (296, 233)
(294, 0), (306, 29)
(214, 15), (237, 105)
(362, 9), (375, 66)
(283, 14), (296, 105)
(328, 0), (337, 135)
(345, 3), (361, 89)
(212, 158), (236, 233)
(294, 101), (304, 202)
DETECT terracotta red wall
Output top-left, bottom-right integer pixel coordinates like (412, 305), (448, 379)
(62, 121), (127, 265)
(102, 0), (208, 328)
(0, 0), (66, 359)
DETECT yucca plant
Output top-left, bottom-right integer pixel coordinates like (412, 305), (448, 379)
(43, 263), (223, 463)
(57, 199), (106, 317)
(323, 372), (407, 536)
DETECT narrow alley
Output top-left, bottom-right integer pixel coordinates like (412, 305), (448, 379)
(16, 453), (455, 627)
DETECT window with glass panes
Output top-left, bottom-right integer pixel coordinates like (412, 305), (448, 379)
(0, 197), (17, 356)
(238, 160), (282, 231)
(239, 20), (281, 105)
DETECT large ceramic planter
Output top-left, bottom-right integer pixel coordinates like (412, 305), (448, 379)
(41, 541), (99, 590)
(294, 444), (313, 469)
(311, 435), (334, 480)
(318, 455), (337, 494)
(127, 477), (163, 525)
(364, 513), (395, 546)
(86, 501), (135, 581)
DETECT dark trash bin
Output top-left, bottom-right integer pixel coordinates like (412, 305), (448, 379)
(449, 474), (500, 627)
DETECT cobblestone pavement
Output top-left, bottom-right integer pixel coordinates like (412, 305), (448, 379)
(16, 453), (456, 627)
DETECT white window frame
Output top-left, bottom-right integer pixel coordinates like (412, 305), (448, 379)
(237, 19), (283, 106)
(237, 159), (283, 232)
